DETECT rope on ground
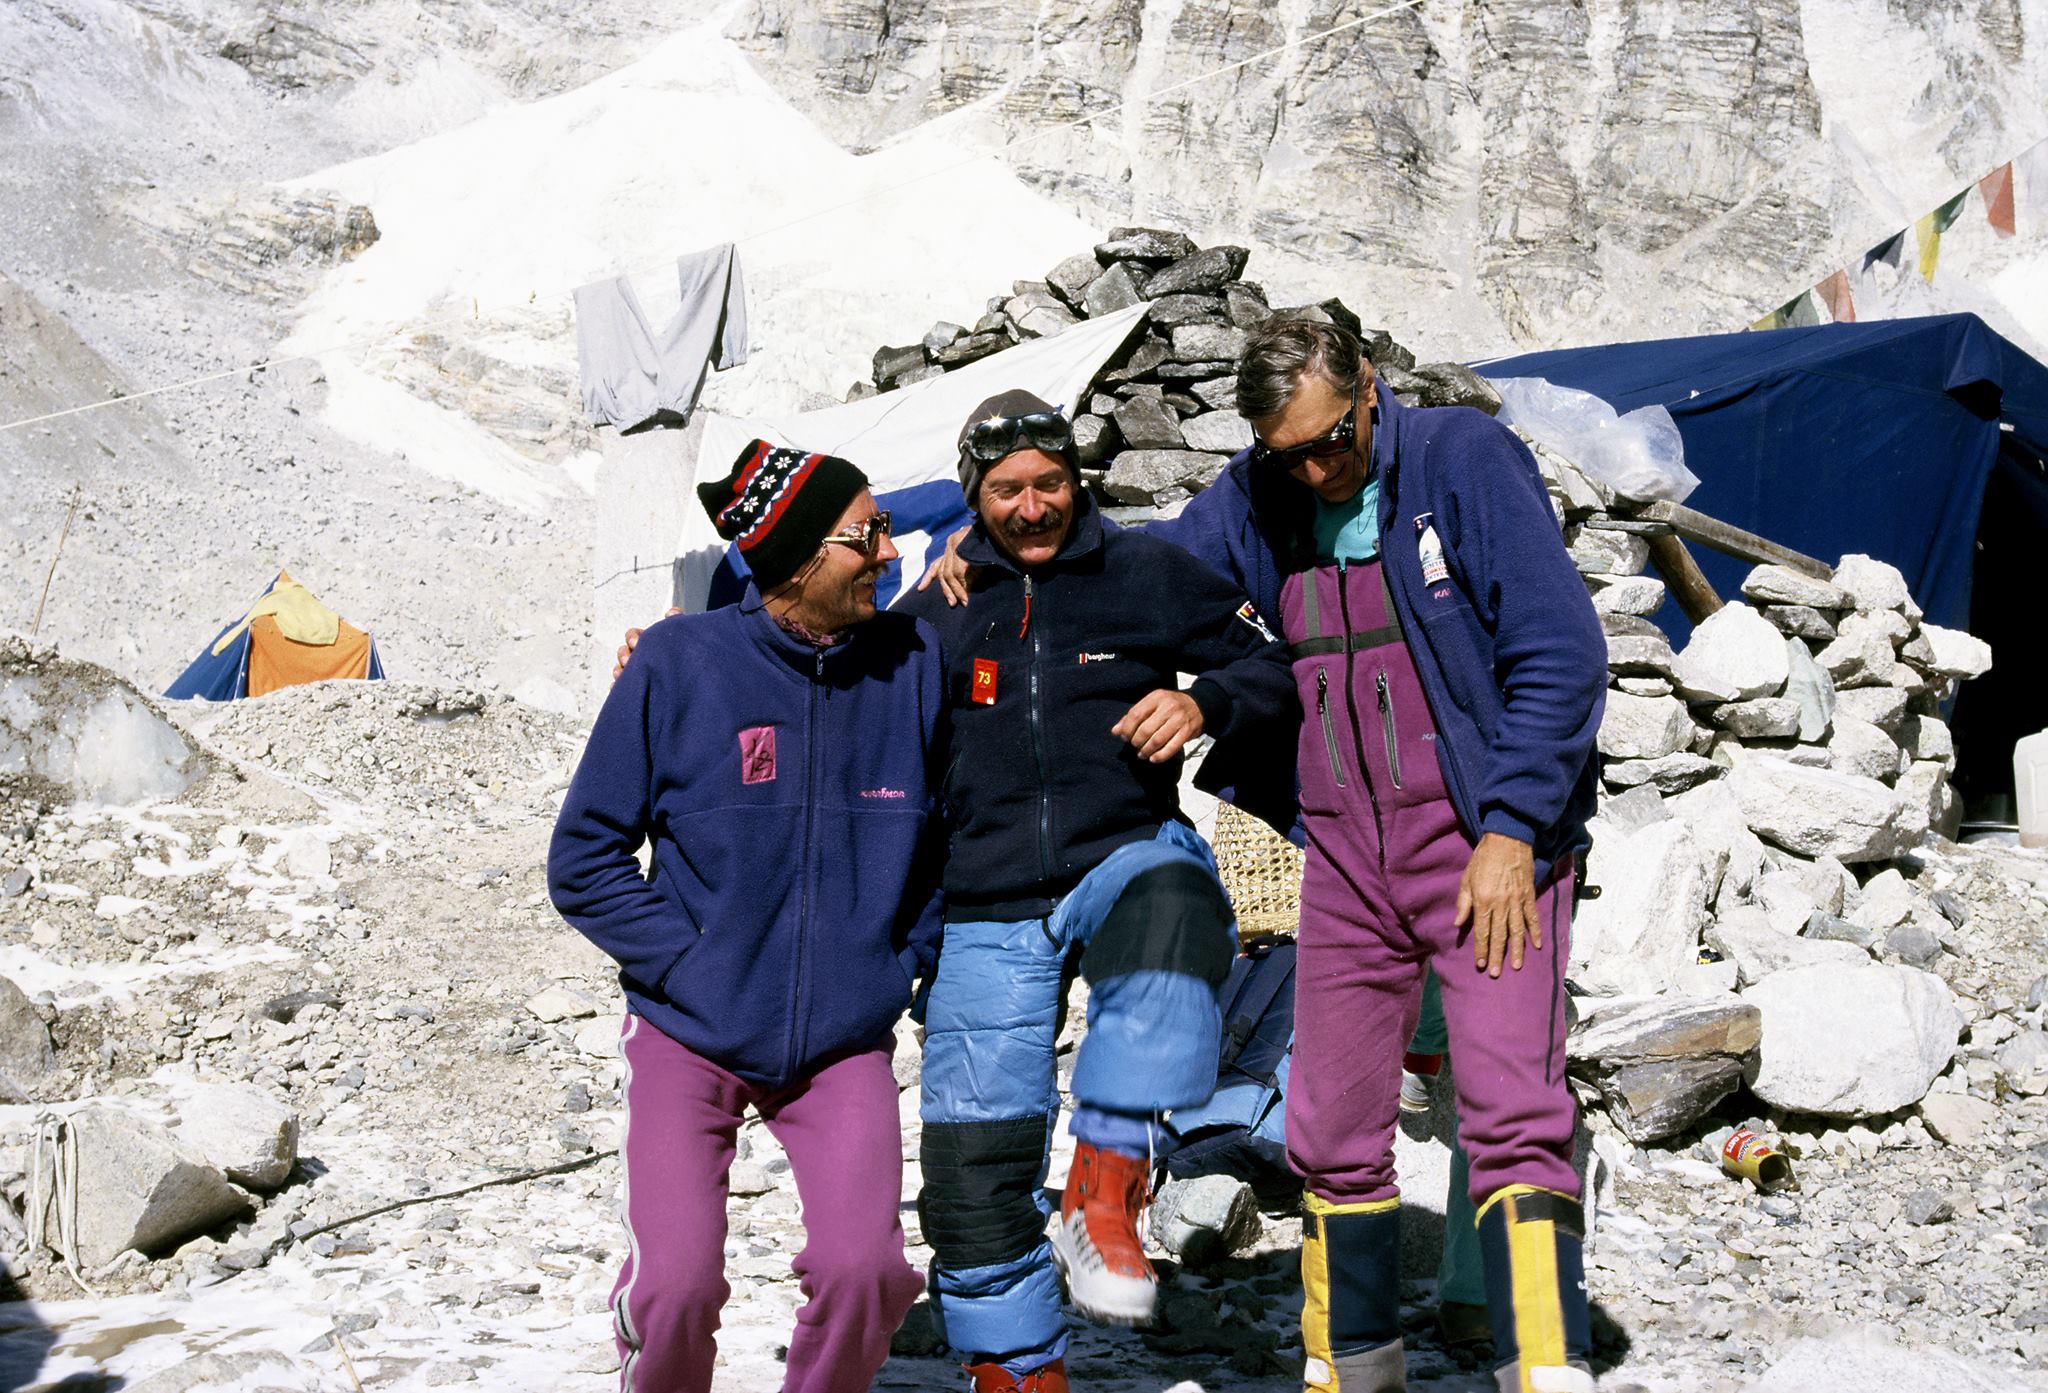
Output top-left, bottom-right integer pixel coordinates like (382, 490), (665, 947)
(261, 1147), (619, 1263)
(27, 1112), (103, 1299)
(0, 0), (1430, 438)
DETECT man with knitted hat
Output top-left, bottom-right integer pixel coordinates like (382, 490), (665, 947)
(551, 439), (946, 1393)
(892, 390), (1295, 1393)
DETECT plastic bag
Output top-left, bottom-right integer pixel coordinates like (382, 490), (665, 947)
(1489, 377), (1700, 504)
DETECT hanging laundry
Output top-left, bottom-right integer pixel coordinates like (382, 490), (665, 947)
(575, 243), (749, 433)
(1913, 190), (1970, 282)
(1979, 162), (2015, 237)
(1816, 268), (1855, 323)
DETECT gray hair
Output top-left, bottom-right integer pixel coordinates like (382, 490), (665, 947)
(1235, 319), (1368, 421)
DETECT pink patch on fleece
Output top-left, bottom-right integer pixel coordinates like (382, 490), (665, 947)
(739, 726), (777, 785)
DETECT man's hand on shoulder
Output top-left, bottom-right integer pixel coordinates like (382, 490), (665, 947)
(1454, 832), (1540, 978)
(1111, 689), (1204, 763)
(613, 608), (683, 682)
(911, 525), (976, 607)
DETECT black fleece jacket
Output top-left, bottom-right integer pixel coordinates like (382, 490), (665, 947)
(893, 492), (1295, 922)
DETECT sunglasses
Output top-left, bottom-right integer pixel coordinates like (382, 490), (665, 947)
(1250, 398), (1358, 472)
(964, 411), (1072, 463)
(821, 511), (893, 558)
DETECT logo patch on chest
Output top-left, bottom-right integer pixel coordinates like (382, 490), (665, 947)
(971, 658), (999, 705)
(1416, 517), (1450, 587)
(1077, 651), (1118, 663)
(738, 725), (777, 784)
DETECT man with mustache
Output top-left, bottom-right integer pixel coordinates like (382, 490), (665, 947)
(891, 389), (1295, 1393)
(554, 441), (942, 1393)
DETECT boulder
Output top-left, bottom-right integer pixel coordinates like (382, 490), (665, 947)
(1803, 911), (1877, 949)
(1897, 714), (1953, 764)
(1705, 698), (1801, 739)
(1142, 245), (1250, 298)
(871, 343), (927, 385)
(1916, 1092), (1998, 1146)
(1568, 995), (1761, 1141)
(1666, 780), (1767, 905)
(1570, 819), (1709, 996)
(932, 331), (1008, 367)
(1814, 613), (1902, 688)
(1169, 323), (1247, 364)
(0, 975), (56, 1085)
(1081, 262), (1147, 318)
(1673, 604), (1788, 702)
(1833, 685), (1907, 735)
(1831, 553), (1913, 614)
(1567, 528), (1649, 576)
(1995, 1030), (2048, 1096)
(920, 321), (967, 352)
(1588, 575), (1666, 617)
(1826, 716), (1905, 783)
(1705, 905), (1867, 988)
(1749, 872), (1820, 936)
(1596, 691), (1694, 761)
(1044, 253), (1104, 306)
(1111, 395), (1184, 451)
(1101, 450), (1230, 505)
(1601, 752), (1720, 794)
(1148, 1174), (1262, 1265)
(1014, 303), (1079, 338)
(1406, 361), (1503, 414)
(1893, 759), (1960, 843)
(1881, 920), (1944, 969)
(1179, 412), (1253, 454)
(1605, 632), (1678, 678)
(1742, 962), (1962, 1117)
(1071, 414), (1116, 467)
(1781, 637), (1835, 742)
(1914, 622), (1992, 678)
(1595, 783), (1669, 835)
(1729, 757), (1900, 862)
(1740, 564), (1848, 609)
(1223, 284), (1270, 329)
(1145, 293), (1228, 328)
(1095, 227), (1197, 264)
(46, 1106), (251, 1268)
(525, 984), (602, 1022)
(1761, 604), (1838, 642)
(1191, 375), (1240, 411)
(173, 1083), (300, 1191)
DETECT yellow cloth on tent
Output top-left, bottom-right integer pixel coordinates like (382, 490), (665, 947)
(212, 576), (341, 655)
(247, 615), (372, 697)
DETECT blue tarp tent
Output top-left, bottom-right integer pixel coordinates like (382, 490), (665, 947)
(165, 571), (386, 702)
(1478, 313), (2048, 809)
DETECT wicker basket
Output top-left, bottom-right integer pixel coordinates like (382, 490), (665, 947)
(1210, 803), (1303, 940)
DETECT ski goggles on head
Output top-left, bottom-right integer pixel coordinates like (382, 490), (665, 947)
(820, 510), (893, 558)
(1249, 400), (1358, 472)
(962, 410), (1073, 463)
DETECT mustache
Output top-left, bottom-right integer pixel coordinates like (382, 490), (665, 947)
(1001, 508), (1066, 540)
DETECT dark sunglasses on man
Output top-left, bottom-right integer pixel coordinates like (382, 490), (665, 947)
(1249, 390), (1359, 472)
(821, 510), (893, 558)
(964, 410), (1073, 463)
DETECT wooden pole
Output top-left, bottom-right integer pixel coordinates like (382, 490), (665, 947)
(30, 486), (81, 636)
(1647, 533), (1724, 623)
(1633, 501), (1832, 578)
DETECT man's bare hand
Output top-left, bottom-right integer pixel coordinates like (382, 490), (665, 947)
(612, 608), (683, 682)
(912, 526), (976, 607)
(1453, 832), (1541, 978)
(1111, 689), (1204, 763)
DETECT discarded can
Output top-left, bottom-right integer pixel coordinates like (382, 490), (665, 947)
(1721, 1129), (1794, 1192)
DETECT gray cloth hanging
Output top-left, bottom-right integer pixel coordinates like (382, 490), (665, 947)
(574, 243), (749, 432)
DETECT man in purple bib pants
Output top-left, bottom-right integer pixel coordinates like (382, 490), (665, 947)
(1206, 321), (1608, 1393)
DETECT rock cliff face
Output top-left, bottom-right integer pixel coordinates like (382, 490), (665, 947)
(726, 0), (2039, 348)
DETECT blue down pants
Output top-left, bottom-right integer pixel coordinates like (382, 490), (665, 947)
(918, 822), (1237, 1367)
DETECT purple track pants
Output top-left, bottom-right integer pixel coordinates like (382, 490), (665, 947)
(1280, 558), (1580, 1209)
(610, 1015), (923, 1393)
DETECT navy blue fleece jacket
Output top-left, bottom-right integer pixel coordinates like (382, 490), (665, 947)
(894, 490), (1295, 922)
(547, 592), (947, 1087)
(1153, 390), (1606, 880)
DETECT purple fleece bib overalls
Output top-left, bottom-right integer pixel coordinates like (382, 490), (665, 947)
(1279, 556), (1580, 1208)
